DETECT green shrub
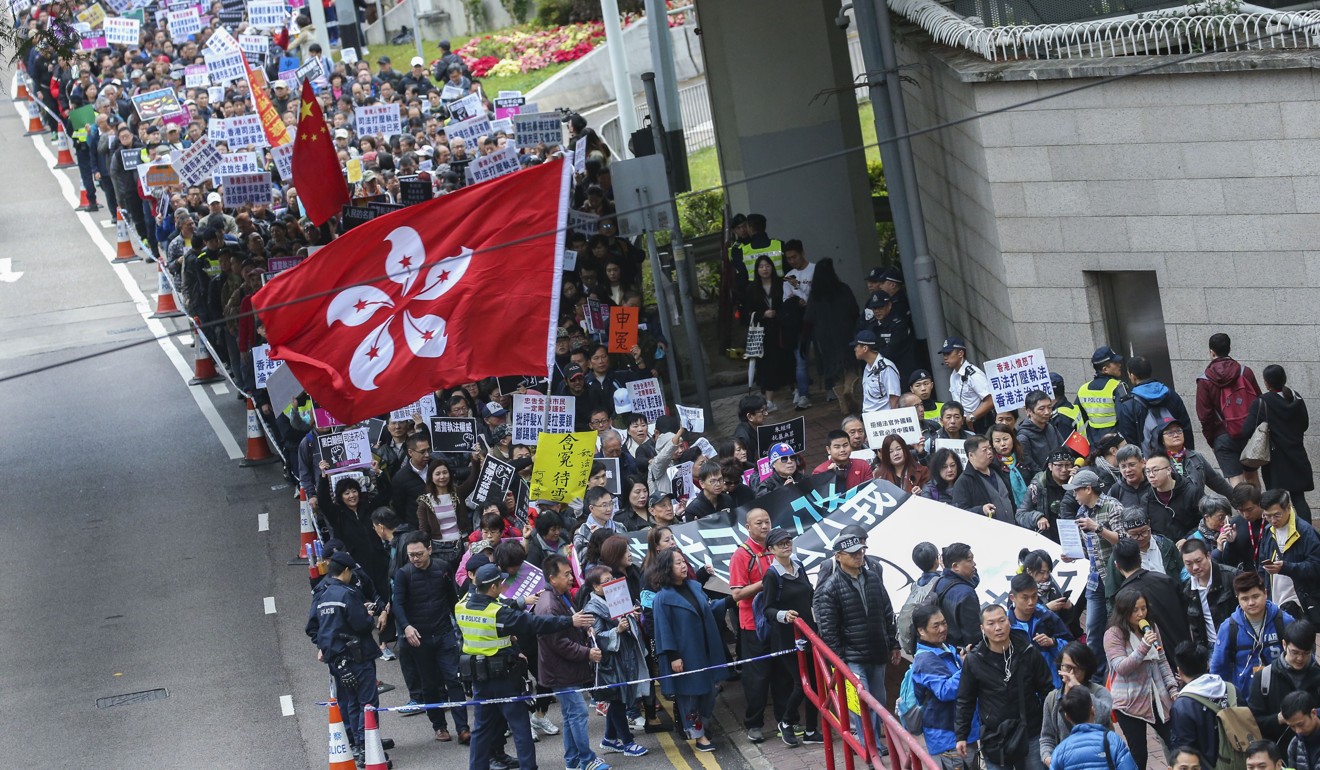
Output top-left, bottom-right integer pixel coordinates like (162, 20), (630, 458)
(535, 0), (572, 25)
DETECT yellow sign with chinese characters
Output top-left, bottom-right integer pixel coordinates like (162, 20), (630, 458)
(529, 431), (595, 503)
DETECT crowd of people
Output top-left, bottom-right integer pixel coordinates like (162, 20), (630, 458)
(16, 4), (1320, 770)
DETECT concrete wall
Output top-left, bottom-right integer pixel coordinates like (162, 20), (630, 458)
(365, 0), (519, 47)
(896, 29), (1320, 485)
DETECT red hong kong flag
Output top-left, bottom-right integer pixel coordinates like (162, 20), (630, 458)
(252, 158), (571, 424)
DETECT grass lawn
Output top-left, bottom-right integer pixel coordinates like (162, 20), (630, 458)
(368, 26), (575, 97)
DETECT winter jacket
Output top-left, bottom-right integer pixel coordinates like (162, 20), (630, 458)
(1182, 562), (1242, 650)
(1209, 603), (1294, 697)
(1222, 515), (1269, 573)
(651, 580), (728, 697)
(391, 557), (459, 638)
(1196, 357), (1261, 445)
(1105, 537), (1183, 611)
(1006, 603), (1073, 688)
(1288, 731), (1320, 770)
(1017, 419), (1064, 477)
(951, 465), (1016, 524)
(1117, 379), (1197, 452)
(812, 560), (899, 664)
(1171, 449), (1234, 501)
(934, 570), (983, 650)
(1040, 683), (1113, 764)
(1017, 470), (1068, 543)
(911, 642), (980, 755)
(1111, 568), (1193, 652)
(1258, 510), (1320, 621)
(535, 589), (594, 689)
(1107, 476), (1150, 521)
(1050, 723), (1137, 770)
(1170, 674), (1233, 765)
(585, 593), (650, 703)
(1140, 475), (1204, 541)
(1249, 657), (1320, 748)
(1104, 623), (1179, 723)
(753, 470), (805, 498)
(954, 631), (1053, 744)
(1240, 388), (1315, 494)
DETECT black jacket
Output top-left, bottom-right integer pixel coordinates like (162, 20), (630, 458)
(812, 560), (899, 665)
(317, 474), (391, 593)
(390, 462), (428, 519)
(1249, 657), (1320, 748)
(1182, 562), (1242, 650)
(305, 575), (381, 661)
(1240, 388), (1314, 494)
(1119, 568), (1192, 651)
(952, 465), (1016, 525)
(935, 570), (983, 651)
(392, 557), (459, 638)
(1221, 515), (1268, 573)
(954, 631), (1053, 743)
(1140, 475), (1203, 541)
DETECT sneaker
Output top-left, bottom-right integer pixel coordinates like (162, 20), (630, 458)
(695, 739), (716, 752)
(583, 760), (612, 770)
(826, 390), (838, 402)
(794, 394), (812, 410)
(630, 715), (645, 730)
(379, 646), (396, 661)
(746, 727), (764, 743)
(600, 738), (625, 753)
(801, 730), (824, 744)
(531, 715), (560, 735)
(489, 758), (514, 770)
(621, 742), (649, 757)
(765, 401), (778, 413)
(397, 700), (424, 717)
(778, 722), (799, 747)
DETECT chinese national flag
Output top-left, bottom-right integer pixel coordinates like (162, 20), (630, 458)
(1064, 430), (1090, 458)
(252, 159), (571, 424)
(291, 79), (349, 226)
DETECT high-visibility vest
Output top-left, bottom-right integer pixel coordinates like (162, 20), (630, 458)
(1055, 403), (1085, 433)
(1076, 377), (1121, 429)
(923, 401), (944, 421)
(739, 239), (784, 277)
(456, 594), (512, 656)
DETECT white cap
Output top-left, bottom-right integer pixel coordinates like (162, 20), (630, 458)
(612, 387), (632, 415)
(206, 192), (222, 205)
(410, 56), (425, 67)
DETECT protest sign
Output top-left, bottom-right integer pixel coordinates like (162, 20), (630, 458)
(934, 438), (969, 467)
(294, 57), (323, 85)
(602, 576), (634, 618)
(355, 103), (401, 138)
(756, 416), (807, 456)
(168, 6), (200, 37)
(562, 249), (578, 271)
(184, 63), (209, 88)
(398, 178), (432, 206)
(264, 357), (303, 411)
(512, 394), (574, 444)
(270, 140), (294, 181)
(246, 0), (285, 28)
(205, 25), (239, 54)
(208, 116), (230, 146)
(473, 455), (516, 505)
(340, 47), (358, 64)
(545, 395), (575, 434)
(566, 208), (598, 236)
(581, 298), (609, 336)
(503, 561), (545, 601)
(429, 416), (478, 454)
(251, 343), (285, 388)
(104, 16), (141, 45)
(118, 148), (142, 172)
(445, 114), (491, 146)
(529, 431), (596, 503)
(176, 136), (222, 187)
(226, 114), (268, 149)
(984, 348), (1052, 414)
(80, 33), (107, 50)
(205, 49), (246, 84)
(239, 33), (267, 56)
(676, 404), (705, 433)
(218, 0), (244, 25)
(607, 306), (639, 353)
(207, 86), (225, 105)
(439, 83), (463, 102)
(598, 456), (622, 498)
(625, 378), (665, 423)
(389, 394), (437, 423)
(446, 93), (482, 122)
(341, 205), (376, 231)
(76, 2), (105, 27)
(214, 151), (260, 186)
(512, 477), (531, 528)
(267, 256), (303, 274)
(317, 427), (372, 471)
(130, 88), (181, 122)
(142, 163), (180, 190)
(862, 406), (923, 447)
(221, 172), (270, 208)
(466, 145), (520, 185)
(512, 111), (563, 148)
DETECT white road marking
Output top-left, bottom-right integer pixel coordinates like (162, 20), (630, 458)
(0, 257), (23, 282)
(178, 334), (193, 345)
(258, 512), (269, 531)
(211, 382), (230, 396)
(13, 86), (242, 460)
(279, 695), (295, 716)
(263, 596), (277, 614)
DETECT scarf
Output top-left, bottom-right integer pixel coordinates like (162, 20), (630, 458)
(1275, 509), (1300, 554)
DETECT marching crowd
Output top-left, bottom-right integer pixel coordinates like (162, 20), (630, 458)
(15, 3), (1320, 770)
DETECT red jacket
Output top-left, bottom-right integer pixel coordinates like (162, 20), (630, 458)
(1195, 357), (1261, 443)
(812, 458), (872, 491)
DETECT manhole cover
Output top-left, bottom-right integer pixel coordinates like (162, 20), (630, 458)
(96, 689), (169, 709)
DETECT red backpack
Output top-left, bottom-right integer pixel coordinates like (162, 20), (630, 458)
(1219, 372), (1257, 438)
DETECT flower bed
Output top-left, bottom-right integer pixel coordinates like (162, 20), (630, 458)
(456, 23), (606, 78)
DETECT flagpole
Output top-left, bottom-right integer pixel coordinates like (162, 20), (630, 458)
(547, 157), (573, 383)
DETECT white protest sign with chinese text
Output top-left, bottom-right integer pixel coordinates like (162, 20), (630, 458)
(444, 114), (491, 146)
(676, 404), (704, 433)
(205, 49), (246, 84)
(862, 406), (923, 447)
(103, 16), (140, 45)
(251, 343), (285, 388)
(221, 171), (271, 208)
(226, 113), (268, 149)
(168, 6), (200, 37)
(512, 111), (563, 148)
(246, 0), (286, 28)
(354, 103), (401, 138)
(984, 348), (1051, 414)
(625, 378), (665, 422)
(184, 63), (209, 87)
(466, 145), (519, 185)
(176, 136), (222, 186)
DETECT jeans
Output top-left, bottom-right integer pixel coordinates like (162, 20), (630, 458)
(984, 736), (1044, 770)
(556, 689), (597, 769)
(676, 691), (717, 740)
(1085, 580), (1107, 678)
(413, 631), (469, 732)
(604, 700), (633, 743)
(794, 347), (810, 399)
(847, 662), (888, 754)
(469, 676), (537, 770)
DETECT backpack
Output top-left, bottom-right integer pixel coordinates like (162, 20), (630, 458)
(741, 543), (773, 643)
(1183, 687), (1259, 770)
(1219, 372), (1257, 438)
(895, 648), (932, 734)
(1141, 401), (1175, 455)
(1225, 614), (1287, 666)
(898, 576), (940, 655)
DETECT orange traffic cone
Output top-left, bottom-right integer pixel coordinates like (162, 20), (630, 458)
(76, 187), (92, 210)
(112, 209), (141, 263)
(14, 73), (30, 101)
(149, 261), (185, 319)
(240, 397), (277, 467)
(188, 331), (224, 385)
(53, 126), (75, 169)
(327, 701), (355, 770)
(24, 100), (45, 135)
(363, 708), (389, 770)
(299, 487), (319, 562)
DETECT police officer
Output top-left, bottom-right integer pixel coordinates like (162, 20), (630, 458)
(864, 292), (915, 380)
(1049, 371), (1087, 439)
(938, 336), (994, 434)
(458, 563), (594, 770)
(909, 369), (944, 424)
(306, 551), (381, 765)
(1076, 346), (1130, 443)
(852, 329), (901, 412)
(70, 113), (100, 213)
(866, 266), (913, 334)
(731, 213), (784, 289)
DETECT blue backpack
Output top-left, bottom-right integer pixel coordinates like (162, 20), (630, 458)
(896, 649), (932, 734)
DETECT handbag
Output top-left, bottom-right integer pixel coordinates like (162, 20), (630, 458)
(1240, 398), (1272, 469)
(982, 658), (1029, 766)
(744, 313), (765, 359)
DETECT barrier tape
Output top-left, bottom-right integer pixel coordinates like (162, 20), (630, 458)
(317, 647), (800, 713)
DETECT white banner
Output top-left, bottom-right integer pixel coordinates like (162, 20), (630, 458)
(220, 171), (271, 208)
(354, 103), (401, 138)
(676, 404), (704, 433)
(863, 406), (923, 447)
(213, 151), (260, 186)
(271, 140), (294, 181)
(246, 0), (286, 28)
(184, 63), (209, 88)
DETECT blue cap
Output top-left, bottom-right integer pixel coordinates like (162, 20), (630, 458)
(768, 442), (797, 463)
(474, 563), (505, 587)
(938, 336), (967, 354)
(851, 329), (879, 348)
(1091, 346), (1123, 366)
(865, 292), (892, 309)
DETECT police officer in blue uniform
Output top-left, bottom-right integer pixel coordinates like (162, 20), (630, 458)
(307, 551), (382, 764)
(458, 563), (595, 770)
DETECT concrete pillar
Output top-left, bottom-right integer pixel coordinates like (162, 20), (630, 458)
(693, 0), (877, 290)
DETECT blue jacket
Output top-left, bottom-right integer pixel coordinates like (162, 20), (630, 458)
(1209, 603), (1294, 697)
(1052, 723), (1137, 770)
(911, 642), (980, 754)
(1117, 380), (1196, 452)
(651, 580), (729, 697)
(1007, 603), (1074, 688)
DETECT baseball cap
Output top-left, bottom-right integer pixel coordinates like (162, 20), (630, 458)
(1063, 469), (1105, 491)
(1158, 417), (1184, 434)
(937, 336), (968, 354)
(768, 442), (796, 463)
(417, 145), (434, 157)
(1121, 509), (1150, 529)
(328, 551), (356, 570)
(648, 491), (676, 507)
(466, 552), (492, 574)
(273, 81), (287, 89)
(850, 329), (879, 348)
(410, 55), (425, 67)
(907, 369), (934, 388)
(832, 534), (866, 554)
(334, 128), (350, 139)
(565, 364), (585, 380)
(206, 192), (222, 205)
(482, 402), (508, 418)
(1091, 346), (1123, 366)
(865, 266), (885, 283)
(1049, 371), (1064, 390)
(146, 124), (161, 134)
(730, 213), (746, 227)
(474, 563), (505, 587)
(765, 528), (794, 547)
(377, 55), (391, 64)
(556, 327), (569, 340)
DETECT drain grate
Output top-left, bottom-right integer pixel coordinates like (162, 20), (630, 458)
(96, 689), (169, 709)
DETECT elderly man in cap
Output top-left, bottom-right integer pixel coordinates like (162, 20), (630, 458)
(939, 336), (994, 433)
(853, 329), (901, 413)
(204, 191), (238, 234)
(401, 55), (436, 96)
(813, 531), (900, 757)
(306, 550), (383, 763)
(1076, 345), (1130, 443)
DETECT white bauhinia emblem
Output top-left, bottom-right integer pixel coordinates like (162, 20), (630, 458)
(325, 225), (473, 390)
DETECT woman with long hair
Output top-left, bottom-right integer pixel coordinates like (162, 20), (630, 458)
(987, 423), (1031, 507)
(416, 457), (470, 563)
(803, 258), (859, 412)
(873, 433), (929, 494)
(920, 448), (962, 504)
(580, 566), (650, 756)
(743, 254), (796, 412)
(1104, 588), (1177, 768)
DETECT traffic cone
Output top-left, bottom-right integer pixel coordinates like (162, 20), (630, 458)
(112, 209), (141, 263)
(149, 261), (185, 319)
(76, 187), (92, 210)
(240, 397), (278, 467)
(24, 101), (44, 135)
(363, 708), (390, 769)
(326, 701), (355, 770)
(188, 330), (224, 385)
(298, 487), (319, 562)
(53, 126), (75, 169)
(15, 73), (30, 101)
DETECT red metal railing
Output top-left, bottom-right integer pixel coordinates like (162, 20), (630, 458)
(793, 618), (940, 770)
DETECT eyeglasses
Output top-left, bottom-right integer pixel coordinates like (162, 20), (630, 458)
(1144, 466), (1170, 476)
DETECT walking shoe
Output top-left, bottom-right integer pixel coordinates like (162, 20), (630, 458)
(630, 715), (645, 730)
(794, 394), (812, 410)
(489, 757), (514, 770)
(778, 722), (799, 747)
(600, 738), (625, 753)
(801, 730), (824, 744)
(765, 401), (779, 413)
(396, 700), (423, 717)
(434, 728), (451, 742)
(746, 727), (764, 743)
(583, 760), (612, 770)
(531, 714), (560, 735)
(379, 646), (396, 661)
(457, 728), (471, 744)
(695, 739), (716, 752)
(621, 742), (649, 757)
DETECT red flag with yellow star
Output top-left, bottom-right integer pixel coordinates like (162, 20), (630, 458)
(292, 80), (349, 226)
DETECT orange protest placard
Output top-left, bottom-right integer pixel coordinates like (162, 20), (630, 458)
(608, 306), (639, 353)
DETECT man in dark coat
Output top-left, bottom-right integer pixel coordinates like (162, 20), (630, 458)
(1180, 538), (1242, 649)
(393, 533), (469, 743)
(934, 542), (983, 651)
(952, 436), (1015, 524)
(1249, 618), (1320, 749)
(390, 433), (431, 518)
(1112, 538), (1192, 651)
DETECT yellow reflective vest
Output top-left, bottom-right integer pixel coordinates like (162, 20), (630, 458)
(739, 239), (784, 278)
(1076, 377), (1122, 429)
(456, 594), (512, 656)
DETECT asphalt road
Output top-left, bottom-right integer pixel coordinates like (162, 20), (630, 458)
(0, 68), (754, 770)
